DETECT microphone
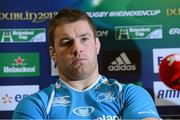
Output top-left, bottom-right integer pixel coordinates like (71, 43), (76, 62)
(159, 54), (180, 90)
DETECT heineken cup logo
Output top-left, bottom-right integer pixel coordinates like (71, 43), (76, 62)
(0, 29), (46, 43)
(115, 25), (162, 40)
(0, 53), (39, 77)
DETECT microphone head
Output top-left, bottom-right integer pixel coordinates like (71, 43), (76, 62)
(159, 54), (180, 90)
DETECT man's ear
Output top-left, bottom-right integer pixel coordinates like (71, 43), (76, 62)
(95, 37), (101, 55)
(49, 46), (57, 62)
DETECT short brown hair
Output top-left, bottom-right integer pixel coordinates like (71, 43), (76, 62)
(48, 8), (97, 47)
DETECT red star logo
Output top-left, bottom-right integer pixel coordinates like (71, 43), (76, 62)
(2, 94), (13, 104)
(15, 56), (24, 65)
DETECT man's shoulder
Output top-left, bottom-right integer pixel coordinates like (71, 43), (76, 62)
(122, 83), (142, 89)
(13, 85), (54, 119)
(122, 83), (147, 92)
(120, 83), (151, 100)
(107, 77), (139, 89)
(20, 84), (54, 105)
(106, 77), (147, 94)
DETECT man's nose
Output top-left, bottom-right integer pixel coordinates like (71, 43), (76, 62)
(72, 40), (83, 56)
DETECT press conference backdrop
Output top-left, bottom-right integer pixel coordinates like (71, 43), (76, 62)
(0, 0), (180, 119)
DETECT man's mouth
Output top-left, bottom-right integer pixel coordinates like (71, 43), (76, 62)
(71, 58), (88, 65)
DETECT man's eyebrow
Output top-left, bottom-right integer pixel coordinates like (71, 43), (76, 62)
(60, 37), (73, 42)
(57, 33), (72, 40)
(78, 33), (91, 37)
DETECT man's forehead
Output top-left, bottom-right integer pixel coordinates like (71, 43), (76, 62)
(56, 20), (91, 29)
(54, 21), (93, 36)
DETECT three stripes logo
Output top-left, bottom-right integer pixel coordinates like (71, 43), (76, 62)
(107, 52), (136, 72)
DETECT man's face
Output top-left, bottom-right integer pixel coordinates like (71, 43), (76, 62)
(50, 20), (100, 80)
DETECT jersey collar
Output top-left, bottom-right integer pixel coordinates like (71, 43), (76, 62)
(56, 75), (104, 92)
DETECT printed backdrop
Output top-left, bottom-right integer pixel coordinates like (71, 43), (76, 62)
(0, 0), (180, 119)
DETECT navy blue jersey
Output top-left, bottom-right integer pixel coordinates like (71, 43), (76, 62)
(13, 75), (160, 119)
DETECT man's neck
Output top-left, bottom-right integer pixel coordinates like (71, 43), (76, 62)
(59, 72), (100, 91)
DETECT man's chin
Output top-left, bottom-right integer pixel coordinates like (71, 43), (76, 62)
(69, 72), (90, 81)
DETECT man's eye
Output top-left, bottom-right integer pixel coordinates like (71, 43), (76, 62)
(60, 39), (72, 46)
(81, 37), (89, 42)
(62, 39), (70, 44)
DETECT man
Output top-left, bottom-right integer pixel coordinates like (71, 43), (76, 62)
(13, 8), (161, 119)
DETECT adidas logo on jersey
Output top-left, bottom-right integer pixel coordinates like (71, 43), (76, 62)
(108, 52), (136, 71)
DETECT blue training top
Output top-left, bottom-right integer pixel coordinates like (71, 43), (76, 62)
(13, 75), (160, 119)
